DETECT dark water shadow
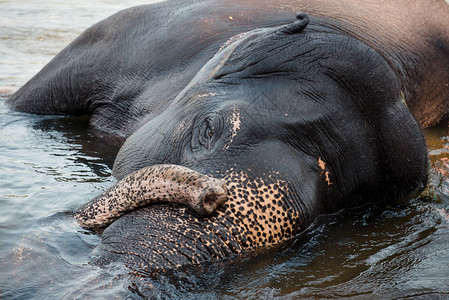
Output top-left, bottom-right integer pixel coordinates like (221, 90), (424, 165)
(31, 115), (121, 178)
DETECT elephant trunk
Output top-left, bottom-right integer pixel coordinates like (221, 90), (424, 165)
(75, 164), (228, 231)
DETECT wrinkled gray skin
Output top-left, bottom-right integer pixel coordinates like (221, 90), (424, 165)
(6, 0), (449, 273)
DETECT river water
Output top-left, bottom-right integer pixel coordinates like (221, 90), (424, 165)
(1, 1), (449, 299)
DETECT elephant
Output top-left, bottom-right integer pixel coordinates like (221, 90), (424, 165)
(6, 0), (449, 273)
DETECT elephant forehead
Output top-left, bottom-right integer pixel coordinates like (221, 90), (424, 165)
(212, 170), (303, 248)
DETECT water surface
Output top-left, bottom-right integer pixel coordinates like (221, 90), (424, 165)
(1, 1), (449, 298)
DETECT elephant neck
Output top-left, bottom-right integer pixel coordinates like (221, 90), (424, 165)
(307, 1), (449, 127)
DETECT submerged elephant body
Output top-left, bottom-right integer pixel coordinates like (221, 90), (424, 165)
(7, 0), (449, 272)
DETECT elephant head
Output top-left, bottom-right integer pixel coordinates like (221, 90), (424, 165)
(77, 16), (428, 272)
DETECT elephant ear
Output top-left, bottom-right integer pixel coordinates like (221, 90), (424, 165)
(309, 31), (428, 209)
(279, 13), (309, 35)
(208, 14), (313, 82)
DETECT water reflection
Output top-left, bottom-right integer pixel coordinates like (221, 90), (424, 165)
(33, 116), (120, 177)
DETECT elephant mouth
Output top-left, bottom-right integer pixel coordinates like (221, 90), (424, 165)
(76, 164), (228, 231)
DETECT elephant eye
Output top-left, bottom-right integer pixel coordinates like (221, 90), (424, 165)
(200, 117), (215, 149)
(191, 113), (223, 153)
(203, 117), (215, 139)
(207, 126), (214, 137)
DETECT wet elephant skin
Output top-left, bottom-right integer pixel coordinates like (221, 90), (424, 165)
(6, 0), (449, 273)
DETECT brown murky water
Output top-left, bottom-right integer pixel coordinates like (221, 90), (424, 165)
(1, 1), (449, 298)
